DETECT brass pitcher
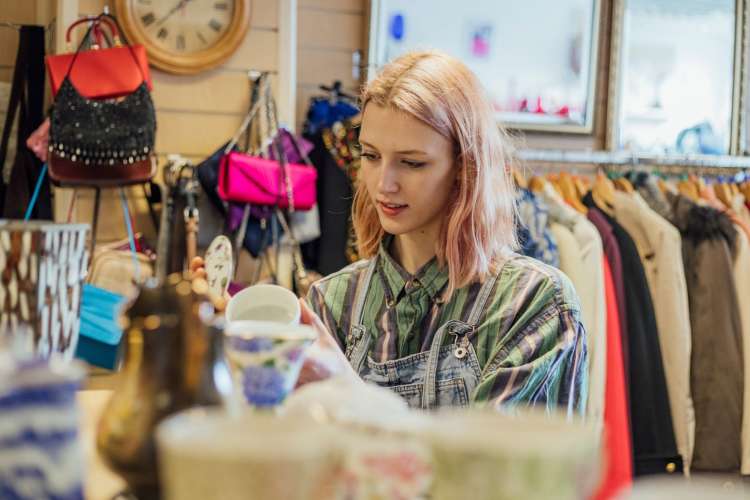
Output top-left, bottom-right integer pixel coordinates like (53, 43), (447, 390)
(96, 274), (232, 499)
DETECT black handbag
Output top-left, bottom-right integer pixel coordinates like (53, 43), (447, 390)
(47, 15), (156, 186)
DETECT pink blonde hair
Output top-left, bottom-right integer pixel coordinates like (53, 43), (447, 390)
(353, 50), (518, 297)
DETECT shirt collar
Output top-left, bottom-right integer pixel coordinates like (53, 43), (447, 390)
(377, 235), (449, 302)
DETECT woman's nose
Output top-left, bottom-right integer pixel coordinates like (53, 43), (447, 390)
(378, 163), (399, 193)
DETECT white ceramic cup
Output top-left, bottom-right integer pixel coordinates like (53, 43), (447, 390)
(225, 284), (301, 325)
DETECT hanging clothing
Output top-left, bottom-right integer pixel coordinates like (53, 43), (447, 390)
(733, 228), (750, 475)
(306, 236), (588, 414)
(540, 184), (606, 432)
(0, 25), (50, 219)
(731, 193), (750, 232)
(302, 121), (358, 274)
(627, 171), (674, 221)
(587, 208), (630, 391)
(516, 188), (560, 267)
(611, 190), (695, 474)
(701, 186), (750, 243)
(594, 257), (633, 500)
(583, 192), (680, 476)
(0, 82), (17, 183)
(666, 192), (743, 472)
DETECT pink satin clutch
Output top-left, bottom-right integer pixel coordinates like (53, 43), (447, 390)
(217, 151), (317, 210)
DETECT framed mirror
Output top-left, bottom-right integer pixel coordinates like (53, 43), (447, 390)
(607, 0), (746, 155)
(367, 0), (603, 134)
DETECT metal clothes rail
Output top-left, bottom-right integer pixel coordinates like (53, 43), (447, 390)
(516, 149), (750, 172)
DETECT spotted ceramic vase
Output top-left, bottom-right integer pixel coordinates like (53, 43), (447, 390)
(0, 221), (90, 361)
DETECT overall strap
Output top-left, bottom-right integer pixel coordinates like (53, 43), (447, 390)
(347, 257), (378, 372)
(421, 272), (500, 410)
(420, 319), (454, 410)
(465, 273), (500, 327)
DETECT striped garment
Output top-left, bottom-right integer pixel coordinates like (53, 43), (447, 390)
(306, 239), (589, 415)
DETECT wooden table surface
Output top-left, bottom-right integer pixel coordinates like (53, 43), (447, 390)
(77, 389), (125, 500)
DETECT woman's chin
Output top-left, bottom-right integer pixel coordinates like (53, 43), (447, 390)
(378, 218), (411, 236)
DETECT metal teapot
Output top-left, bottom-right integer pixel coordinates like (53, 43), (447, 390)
(96, 274), (231, 499)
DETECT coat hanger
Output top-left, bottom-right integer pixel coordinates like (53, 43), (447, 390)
(715, 179), (734, 209)
(592, 168), (615, 216)
(319, 80), (357, 103)
(614, 175), (634, 193)
(678, 177), (700, 201)
(559, 171), (587, 214)
(573, 174), (589, 199)
(528, 172), (547, 193)
(512, 167), (528, 189)
(0, 22), (21, 30)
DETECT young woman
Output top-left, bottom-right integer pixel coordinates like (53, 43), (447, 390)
(196, 50), (588, 415)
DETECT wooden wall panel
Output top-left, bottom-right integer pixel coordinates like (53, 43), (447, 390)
(151, 70), (278, 114)
(78, 0), (279, 28)
(57, 0), (282, 244)
(298, 48), (359, 88)
(295, 0), (366, 130)
(298, 9), (362, 51)
(0, 0), (54, 81)
(299, 0), (364, 12)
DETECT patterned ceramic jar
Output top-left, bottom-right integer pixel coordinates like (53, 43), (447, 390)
(224, 320), (316, 409)
(424, 409), (601, 500)
(0, 221), (90, 362)
(284, 377), (434, 499)
(157, 408), (341, 500)
(0, 357), (86, 499)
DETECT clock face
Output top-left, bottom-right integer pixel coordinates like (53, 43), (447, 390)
(132, 0), (236, 55)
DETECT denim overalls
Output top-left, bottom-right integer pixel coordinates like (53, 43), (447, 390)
(344, 258), (499, 410)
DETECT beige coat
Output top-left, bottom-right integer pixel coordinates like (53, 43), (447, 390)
(543, 186), (606, 433)
(612, 191), (695, 473)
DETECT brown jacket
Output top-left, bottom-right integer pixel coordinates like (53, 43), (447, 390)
(668, 192), (744, 472)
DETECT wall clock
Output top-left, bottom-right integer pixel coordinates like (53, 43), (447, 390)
(114, 0), (251, 75)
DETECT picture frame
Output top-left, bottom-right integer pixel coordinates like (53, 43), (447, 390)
(606, 0), (749, 155)
(366, 0), (603, 134)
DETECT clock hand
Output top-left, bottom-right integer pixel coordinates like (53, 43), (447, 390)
(156, 0), (192, 27)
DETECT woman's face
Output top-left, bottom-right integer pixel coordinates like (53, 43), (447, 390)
(359, 104), (456, 240)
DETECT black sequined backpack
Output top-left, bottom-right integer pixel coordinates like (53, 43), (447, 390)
(48, 14), (156, 186)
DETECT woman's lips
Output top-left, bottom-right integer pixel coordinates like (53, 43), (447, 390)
(378, 201), (408, 217)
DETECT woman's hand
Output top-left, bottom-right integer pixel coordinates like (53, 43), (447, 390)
(189, 256), (230, 312)
(296, 298), (360, 387)
(189, 255), (357, 386)
(26, 118), (50, 162)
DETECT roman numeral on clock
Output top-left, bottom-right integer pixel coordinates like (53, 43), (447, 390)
(209, 19), (222, 32)
(177, 34), (186, 51)
(197, 32), (208, 45)
(157, 27), (168, 40)
(215, 2), (229, 10)
(141, 12), (155, 27)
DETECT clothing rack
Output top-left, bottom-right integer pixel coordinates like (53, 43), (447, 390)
(517, 149), (750, 176)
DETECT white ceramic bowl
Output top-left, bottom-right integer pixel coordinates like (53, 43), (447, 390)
(156, 408), (340, 500)
(225, 284), (301, 325)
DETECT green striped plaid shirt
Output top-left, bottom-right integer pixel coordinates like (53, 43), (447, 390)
(306, 239), (588, 415)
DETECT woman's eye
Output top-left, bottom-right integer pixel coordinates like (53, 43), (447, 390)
(403, 160), (426, 168)
(361, 151), (378, 160)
